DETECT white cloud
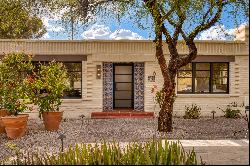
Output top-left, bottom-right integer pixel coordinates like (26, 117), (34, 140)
(234, 22), (249, 34)
(42, 17), (65, 33)
(81, 24), (111, 39)
(197, 25), (235, 40)
(81, 24), (144, 40)
(48, 26), (65, 32)
(110, 29), (144, 40)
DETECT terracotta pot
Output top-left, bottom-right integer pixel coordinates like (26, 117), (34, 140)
(42, 111), (63, 131)
(1, 114), (29, 139)
(0, 109), (11, 134)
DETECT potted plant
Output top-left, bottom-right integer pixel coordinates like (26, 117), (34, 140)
(30, 61), (69, 131)
(0, 78), (11, 134)
(0, 53), (33, 139)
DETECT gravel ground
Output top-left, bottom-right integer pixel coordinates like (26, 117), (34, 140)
(0, 117), (248, 162)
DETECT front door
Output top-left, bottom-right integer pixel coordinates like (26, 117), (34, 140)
(113, 63), (134, 109)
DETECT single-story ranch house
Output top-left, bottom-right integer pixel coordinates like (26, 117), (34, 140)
(0, 25), (249, 118)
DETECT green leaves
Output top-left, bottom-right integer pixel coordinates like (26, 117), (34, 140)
(0, 53), (69, 116)
(8, 139), (202, 165)
(29, 61), (69, 116)
(0, 53), (33, 115)
(0, 0), (46, 39)
(183, 104), (201, 119)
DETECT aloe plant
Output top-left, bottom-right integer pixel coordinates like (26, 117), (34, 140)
(5, 139), (204, 165)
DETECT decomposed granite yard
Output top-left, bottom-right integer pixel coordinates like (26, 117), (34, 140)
(0, 116), (248, 162)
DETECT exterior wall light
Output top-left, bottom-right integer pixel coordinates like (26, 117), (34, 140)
(96, 65), (102, 79)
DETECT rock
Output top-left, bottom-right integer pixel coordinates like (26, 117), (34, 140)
(0, 117), (248, 162)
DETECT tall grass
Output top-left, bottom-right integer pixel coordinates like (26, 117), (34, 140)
(5, 139), (204, 165)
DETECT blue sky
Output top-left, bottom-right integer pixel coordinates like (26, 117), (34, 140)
(41, 6), (248, 40)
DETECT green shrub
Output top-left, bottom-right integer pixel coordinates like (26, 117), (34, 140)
(5, 139), (204, 165)
(218, 102), (242, 118)
(155, 89), (176, 108)
(222, 107), (241, 118)
(183, 104), (201, 119)
(28, 61), (69, 118)
(0, 53), (34, 115)
(155, 89), (164, 108)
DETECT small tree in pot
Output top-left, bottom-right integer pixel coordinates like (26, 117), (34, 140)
(0, 67), (10, 134)
(0, 72), (9, 134)
(0, 53), (33, 139)
(30, 61), (69, 131)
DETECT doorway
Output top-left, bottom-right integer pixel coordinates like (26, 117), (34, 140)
(113, 63), (134, 109)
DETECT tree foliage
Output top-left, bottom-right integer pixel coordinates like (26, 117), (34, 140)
(0, 0), (46, 39)
(36, 0), (248, 37)
(0, 53), (33, 115)
(28, 61), (69, 118)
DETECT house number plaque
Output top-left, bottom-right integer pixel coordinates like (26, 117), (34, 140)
(148, 71), (156, 82)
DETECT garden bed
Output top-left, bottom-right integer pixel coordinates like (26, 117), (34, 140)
(0, 116), (248, 162)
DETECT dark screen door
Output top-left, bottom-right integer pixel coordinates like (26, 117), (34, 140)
(113, 63), (134, 108)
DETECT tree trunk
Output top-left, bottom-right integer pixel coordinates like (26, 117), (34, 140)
(157, 85), (175, 132)
(158, 103), (173, 132)
(153, 37), (177, 133)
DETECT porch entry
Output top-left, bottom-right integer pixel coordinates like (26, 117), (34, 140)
(103, 62), (144, 112)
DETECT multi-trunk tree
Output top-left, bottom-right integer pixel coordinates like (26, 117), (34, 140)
(141, 0), (248, 132)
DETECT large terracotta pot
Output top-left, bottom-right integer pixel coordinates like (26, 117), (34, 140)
(1, 114), (29, 139)
(42, 111), (63, 131)
(0, 109), (11, 134)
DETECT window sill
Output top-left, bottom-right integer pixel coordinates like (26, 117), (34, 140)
(176, 94), (232, 98)
(61, 99), (83, 103)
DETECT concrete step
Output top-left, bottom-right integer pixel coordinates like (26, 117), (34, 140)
(91, 111), (155, 119)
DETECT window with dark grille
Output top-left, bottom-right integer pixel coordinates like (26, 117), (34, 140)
(177, 62), (229, 94)
(177, 63), (192, 93)
(32, 61), (82, 99)
(212, 63), (229, 93)
(195, 63), (210, 93)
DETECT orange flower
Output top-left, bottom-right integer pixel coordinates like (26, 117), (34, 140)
(151, 85), (158, 93)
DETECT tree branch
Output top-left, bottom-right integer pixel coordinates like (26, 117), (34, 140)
(143, 0), (173, 84)
(176, 41), (197, 69)
(189, 0), (224, 40)
(172, 5), (186, 46)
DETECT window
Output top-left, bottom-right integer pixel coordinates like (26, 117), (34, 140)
(212, 63), (228, 93)
(177, 63), (192, 93)
(195, 63), (210, 93)
(32, 61), (82, 99)
(63, 62), (82, 99)
(177, 62), (229, 94)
